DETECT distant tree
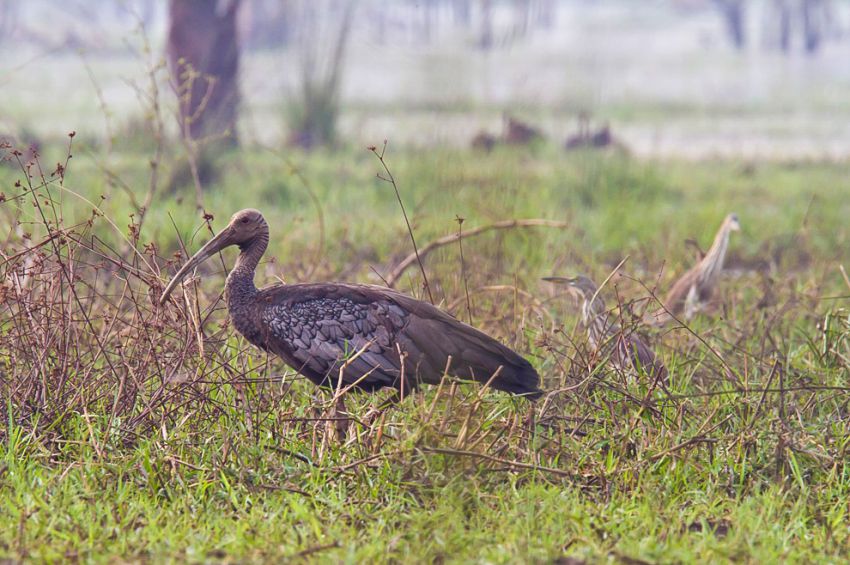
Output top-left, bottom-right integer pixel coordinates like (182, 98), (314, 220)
(453, 0), (471, 27)
(243, 0), (293, 50)
(167, 0), (241, 147)
(479, 0), (493, 49)
(415, 0), (441, 44)
(0, 0), (19, 43)
(713, 0), (747, 49)
(765, 0), (832, 55)
(772, 0), (792, 53)
(534, 0), (556, 29)
(514, 0), (532, 39)
(115, 0), (158, 29)
(287, 0), (356, 149)
(801, 0), (827, 54)
(474, 0), (556, 49)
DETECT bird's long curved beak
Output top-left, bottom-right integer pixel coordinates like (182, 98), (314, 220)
(159, 227), (234, 305)
(542, 276), (576, 285)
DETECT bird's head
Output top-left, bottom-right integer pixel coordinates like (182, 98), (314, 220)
(542, 274), (599, 300)
(726, 213), (741, 232)
(226, 209), (268, 248)
(159, 209), (268, 305)
(543, 274), (607, 324)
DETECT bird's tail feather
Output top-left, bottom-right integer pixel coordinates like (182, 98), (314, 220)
(404, 315), (542, 398)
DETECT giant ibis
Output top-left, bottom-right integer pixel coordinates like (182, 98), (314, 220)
(160, 209), (541, 398)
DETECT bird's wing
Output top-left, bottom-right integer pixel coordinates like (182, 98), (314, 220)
(257, 285), (411, 391)
(683, 283), (701, 319)
(256, 283), (540, 396)
(621, 333), (668, 384)
(375, 287), (541, 396)
(654, 266), (698, 322)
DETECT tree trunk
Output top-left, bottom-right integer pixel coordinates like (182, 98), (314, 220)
(535, 0), (556, 29)
(418, 0), (438, 44)
(802, 0), (824, 54)
(514, 0), (531, 39)
(287, 0), (356, 149)
(479, 0), (493, 49)
(774, 0), (791, 53)
(714, 0), (746, 50)
(167, 0), (241, 147)
(0, 0), (19, 43)
(453, 0), (471, 27)
(244, 0), (292, 50)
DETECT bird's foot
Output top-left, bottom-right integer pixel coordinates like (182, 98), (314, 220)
(361, 390), (402, 427)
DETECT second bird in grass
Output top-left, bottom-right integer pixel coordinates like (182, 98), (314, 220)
(544, 275), (668, 385)
(651, 213), (741, 325)
(159, 209), (542, 399)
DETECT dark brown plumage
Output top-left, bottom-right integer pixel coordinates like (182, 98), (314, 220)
(160, 209), (541, 398)
(503, 115), (544, 145)
(544, 275), (668, 385)
(651, 213), (741, 325)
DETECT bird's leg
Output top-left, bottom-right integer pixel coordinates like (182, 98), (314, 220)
(380, 389), (404, 409)
(331, 393), (350, 441)
(362, 389), (403, 427)
(521, 400), (537, 443)
(650, 369), (677, 407)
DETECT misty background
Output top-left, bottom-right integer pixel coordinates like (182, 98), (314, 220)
(2, 0), (850, 159)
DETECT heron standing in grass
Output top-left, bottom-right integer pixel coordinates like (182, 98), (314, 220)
(159, 209), (542, 400)
(544, 275), (668, 385)
(651, 213), (741, 324)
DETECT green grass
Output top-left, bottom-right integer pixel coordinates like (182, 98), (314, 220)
(2, 142), (850, 562)
(3, 425), (844, 563)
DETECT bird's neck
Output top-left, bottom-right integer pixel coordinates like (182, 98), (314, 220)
(581, 295), (605, 323)
(225, 229), (269, 309)
(225, 230), (270, 347)
(582, 296), (611, 344)
(700, 224), (731, 281)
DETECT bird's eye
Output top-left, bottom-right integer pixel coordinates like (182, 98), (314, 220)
(241, 217), (249, 223)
